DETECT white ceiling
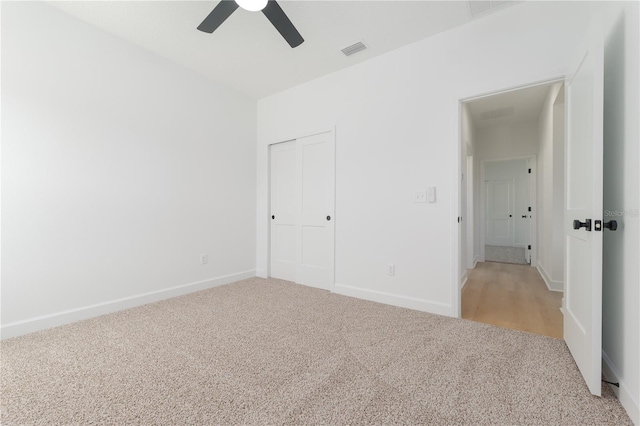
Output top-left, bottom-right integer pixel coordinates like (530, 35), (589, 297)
(49, 0), (517, 99)
(465, 83), (555, 129)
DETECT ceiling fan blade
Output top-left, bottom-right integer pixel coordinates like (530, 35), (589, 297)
(197, 0), (239, 33)
(261, 0), (304, 48)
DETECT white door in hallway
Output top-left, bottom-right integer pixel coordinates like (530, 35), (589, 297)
(485, 179), (514, 246)
(269, 131), (335, 290)
(563, 22), (604, 396)
(270, 141), (297, 281)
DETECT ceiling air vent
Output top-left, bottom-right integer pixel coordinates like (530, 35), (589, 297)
(341, 41), (367, 57)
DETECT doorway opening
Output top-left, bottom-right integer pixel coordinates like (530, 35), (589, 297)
(458, 80), (566, 338)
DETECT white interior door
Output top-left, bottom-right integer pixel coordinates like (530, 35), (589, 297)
(269, 132), (335, 290)
(485, 180), (513, 246)
(296, 132), (335, 290)
(563, 22), (604, 396)
(270, 141), (297, 281)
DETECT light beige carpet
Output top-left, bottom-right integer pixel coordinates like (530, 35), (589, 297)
(1, 278), (631, 425)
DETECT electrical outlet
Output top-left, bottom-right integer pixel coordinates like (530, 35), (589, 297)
(200, 254), (208, 265)
(387, 264), (395, 276)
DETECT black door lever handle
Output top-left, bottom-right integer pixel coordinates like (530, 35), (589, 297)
(604, 220), (617, 231)
(573, 219), (592, 231)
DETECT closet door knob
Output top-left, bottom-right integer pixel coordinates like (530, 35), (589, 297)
(326, 215), (331, 221)
(271, 215), (275, 219)
(604, 220), (617, 231)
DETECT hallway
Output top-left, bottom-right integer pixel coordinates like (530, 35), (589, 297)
(462, 262), (563, 338)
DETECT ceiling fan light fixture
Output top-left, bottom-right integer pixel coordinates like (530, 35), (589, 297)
(235, 0), (268, 12)
(198, 0), (304, 48)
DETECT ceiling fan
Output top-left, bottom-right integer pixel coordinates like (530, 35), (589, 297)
(197, 0), (304, 48)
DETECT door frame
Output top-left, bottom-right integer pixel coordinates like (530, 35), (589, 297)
(266, 128), (337, 292)
(479, 156), (537, 264)
(452, 75), (563, 317)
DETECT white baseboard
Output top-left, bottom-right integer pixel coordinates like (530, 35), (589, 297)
(255, 269), (268, 279)
(333, 283), (452, 317)
(602, 350), (640, 425)
(460, 271), (468, 291)
(1, 270), (256, 340)
(536, 263), (563, 292)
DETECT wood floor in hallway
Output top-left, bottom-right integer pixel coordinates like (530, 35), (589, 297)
(462, 262), (563, 338)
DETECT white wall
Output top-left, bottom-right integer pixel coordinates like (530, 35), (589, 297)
(601, 2), (640, 423)
(475, 122), (539, 160)
(1, 2), (257, 337)
(536, 83), (565, 291)
(551, 100), (565, 285)
(256, 1), (592, 316)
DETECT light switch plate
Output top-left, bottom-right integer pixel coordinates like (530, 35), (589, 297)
(387, 264), (395, 276)
(427, 186), (436, 203)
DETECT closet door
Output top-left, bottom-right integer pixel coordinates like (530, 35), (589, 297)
(296, 132), (335, 290)
(269, 131), (335, 290)
(270, 141), (297, 282)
